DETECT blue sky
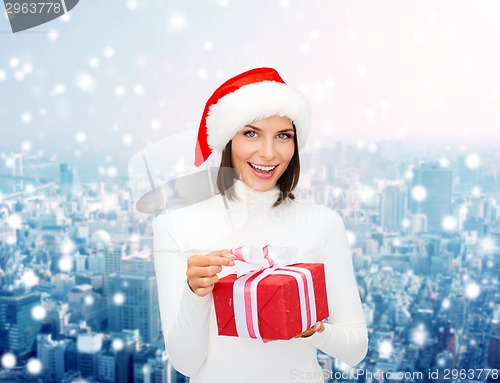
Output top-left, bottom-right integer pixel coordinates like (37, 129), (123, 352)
(1, 0), (500, 179)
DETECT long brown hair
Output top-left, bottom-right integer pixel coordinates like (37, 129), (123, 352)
(216, 124), (300, 207)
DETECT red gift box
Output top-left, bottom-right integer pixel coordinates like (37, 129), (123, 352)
(213, 263), (329, 340)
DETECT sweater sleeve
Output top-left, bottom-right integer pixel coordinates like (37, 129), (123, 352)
(303, 210), (368, 366)
(153, 212), (212, 377)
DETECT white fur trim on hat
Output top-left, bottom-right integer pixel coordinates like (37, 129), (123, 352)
(205, 81), (311, 151)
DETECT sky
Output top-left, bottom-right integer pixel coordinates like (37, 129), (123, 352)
(1, 0), (500, 180)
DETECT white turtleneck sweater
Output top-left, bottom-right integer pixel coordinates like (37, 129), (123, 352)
(153, 180), (368, 383)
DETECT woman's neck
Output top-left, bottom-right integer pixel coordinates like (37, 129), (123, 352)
(230, 179), (280, 208)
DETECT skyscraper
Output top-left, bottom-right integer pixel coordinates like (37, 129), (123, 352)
(488, 320), (500, 368)
(0, 290), (42, 360)
(59, 163), (74, 199)
(107, 273), (160, 343)
(37, 333), (70, 383)
(411, 162), (452, 233)
(104, 243), (127, 274)
(380, 185), (407, 232)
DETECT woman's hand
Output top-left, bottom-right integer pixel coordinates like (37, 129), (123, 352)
(262, 321), (325, 343)
(187, 249), (236, 297)
(294, 321), (325, 338)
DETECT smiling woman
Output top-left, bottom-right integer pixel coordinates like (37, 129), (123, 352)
(153, 67), (368, 383)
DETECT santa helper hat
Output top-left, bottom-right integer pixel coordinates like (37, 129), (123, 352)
(194, 67), (312, 167)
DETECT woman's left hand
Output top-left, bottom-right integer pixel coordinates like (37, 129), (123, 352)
(294, 321), (325, 338)
(262, 321), (325, 343)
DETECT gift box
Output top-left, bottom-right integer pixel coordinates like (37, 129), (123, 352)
(213, 262), (329, 340)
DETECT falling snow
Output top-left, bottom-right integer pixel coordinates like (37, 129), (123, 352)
(1, 353), (16, 369)
(411, 185), (427, 202)
(465, 282), (480, 300)
(113, 292), (125, 305)
(26, 358), (42, 375)
(31, 305), (47, 321)
(58, 256), (73, 272)
(75, 72), (97, 94)
(441, 216), (457, 231)
(465, 154), (481, 169)
(21, 270), (39, 289)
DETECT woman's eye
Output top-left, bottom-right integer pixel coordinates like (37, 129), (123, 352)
(244, 130), (257, 138)
(277, 133), (292, 139)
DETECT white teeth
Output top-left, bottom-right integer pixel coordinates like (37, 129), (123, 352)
(250, 163), (276, 171)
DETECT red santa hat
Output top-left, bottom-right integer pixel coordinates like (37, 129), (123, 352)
(194, 67), (311, 167)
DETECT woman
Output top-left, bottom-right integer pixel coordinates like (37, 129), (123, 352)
(153, 68), (368, 382)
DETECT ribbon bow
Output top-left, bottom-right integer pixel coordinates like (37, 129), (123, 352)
(231, 245), (299, 278)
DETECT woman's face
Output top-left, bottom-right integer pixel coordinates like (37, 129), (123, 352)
(231, 115), (295, 192)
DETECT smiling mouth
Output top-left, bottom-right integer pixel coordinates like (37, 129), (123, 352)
(247, 162), (278, 180)
(248, 162), (277, 172)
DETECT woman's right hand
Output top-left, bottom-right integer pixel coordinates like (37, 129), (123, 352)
(186, 249), (236, 297)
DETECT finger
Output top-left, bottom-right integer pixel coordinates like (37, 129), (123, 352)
(207, 249), (236, 259)
(187, 265), (223, 279)
(193, 285), (214, 297)
(189, 254), (235, 268)
(189, 275), (219, 290)
(313, 321), (325, 333)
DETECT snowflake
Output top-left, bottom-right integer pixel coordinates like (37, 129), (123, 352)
(21, 112), (32, 124)
(84, 295), (94, 305)
(115, 86), (126, 97)
(89, 57), (100, 68)
(441, 298), (451, 309)
(439, 157), (450, 168)
(112, 338), (125, 351)
(411, 185), (427, 202)
(465, 154), (481, 169)
(378, 340), (393, 359)
(75, 72), (96, 94)
(58, 256), (73, 272)
(133, 85), (144, 96)
(167, 12), (187, 33)
(441, 216), (457, 231)
(113, 293), (125, 305)
(150, 119), (161, 130)
(103, 47), (115, 58)
(411, 324), (428, 347)
(465, 282), (480, 300)
(123, 134), (133, 145)
(204, 40), (214, 51)
(31, 305), (47, 321)
(1, 353), (16, 369)
(26, 358), (42, 375)
(48, 31), (58, 41)
(76, 132), (87, 143)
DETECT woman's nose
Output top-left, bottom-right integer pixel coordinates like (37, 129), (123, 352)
(258, 138), (276, 160)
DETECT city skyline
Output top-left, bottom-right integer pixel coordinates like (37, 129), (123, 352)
(2, 1), (500, 170)
(1, 140), (499, 382)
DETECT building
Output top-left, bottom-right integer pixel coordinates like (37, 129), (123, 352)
(107, 273), (160, 342)
(59, 163), (75, 199)
(37, 334), (70, 383)
(410, 162), (452, 233)
(488, 320), (500, 368)
(0, 290), (42, 360)
(380, 185), (407, 232)
(104, 243), (127, 274)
